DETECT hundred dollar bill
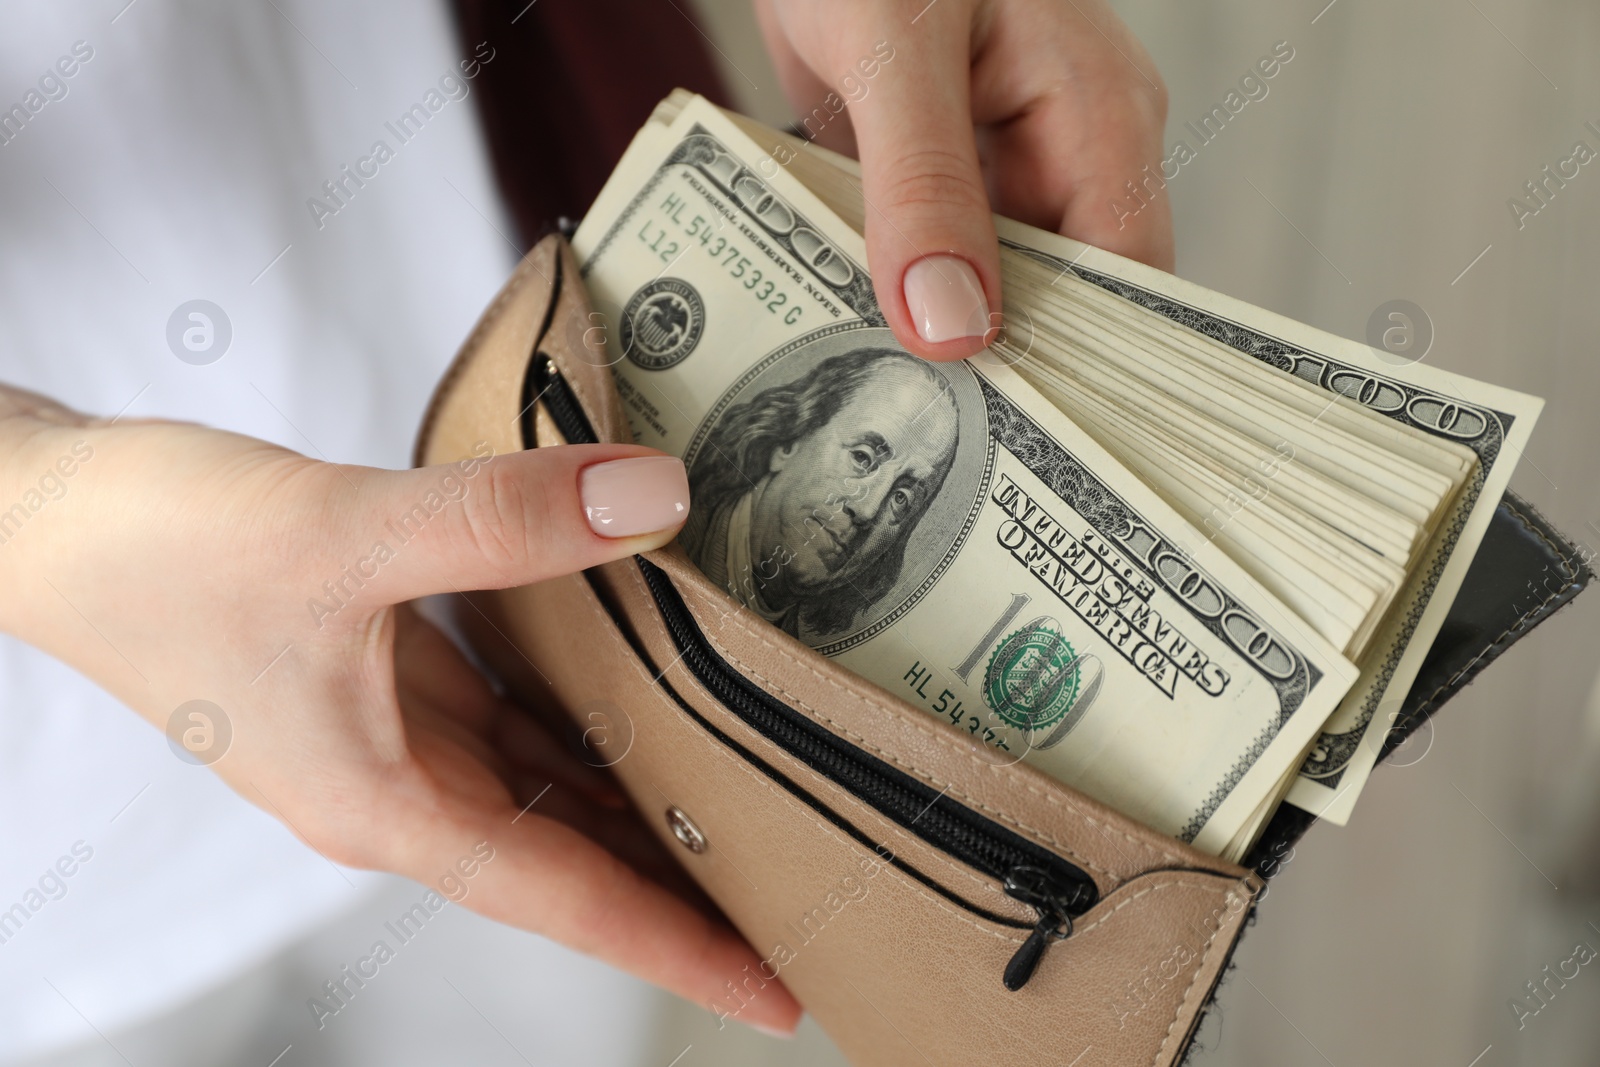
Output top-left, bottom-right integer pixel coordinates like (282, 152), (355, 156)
(977, 222), (1542, 826)
(572, 97), (1358, 858)
(658, 95), (1543, 829)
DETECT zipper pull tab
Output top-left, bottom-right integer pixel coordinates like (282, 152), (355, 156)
(1004, 916), (1063, 991)
(1001, 865), (1080, 992)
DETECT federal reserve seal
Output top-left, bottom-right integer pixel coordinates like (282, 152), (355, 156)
(620, 278), (705, 370)
(983, 620), (1081, 732)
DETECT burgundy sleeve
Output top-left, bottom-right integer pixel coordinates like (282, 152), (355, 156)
(449, 0), (732, 244)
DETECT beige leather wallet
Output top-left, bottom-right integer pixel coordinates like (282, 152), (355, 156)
(416, 235), (1261, 1066)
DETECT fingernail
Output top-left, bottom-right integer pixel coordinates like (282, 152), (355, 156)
(580, 456), (690, 538)
(745, 1019), (798, 1040)
(903, 255), (990, 343)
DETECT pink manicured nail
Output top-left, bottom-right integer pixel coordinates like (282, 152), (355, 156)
(903, 255), (990, 343)
(581, 456), (690, 538)
(745, 1019), (799, 1040)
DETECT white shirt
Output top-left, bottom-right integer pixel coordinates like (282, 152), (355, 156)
(0, 2), (638, 1056)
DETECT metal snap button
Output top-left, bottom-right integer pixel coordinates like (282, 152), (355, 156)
(664, 806), (707, 854)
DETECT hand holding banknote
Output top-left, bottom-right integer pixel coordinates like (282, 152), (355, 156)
(574, 92), (1539, 859)
(756, 0), (1173, 358)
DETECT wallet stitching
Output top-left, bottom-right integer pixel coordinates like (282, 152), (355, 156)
(1050, 874), (1241, 1066)
(1150, 883), (1241, 1067)
(1069, 877), (1230, 940)
(614, 564), (1030, 915)
(1405, 500), (1580, 720)
(678, 581), (1187, 874)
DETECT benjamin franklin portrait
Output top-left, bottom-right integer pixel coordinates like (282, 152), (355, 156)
(680, 345), (966, 644)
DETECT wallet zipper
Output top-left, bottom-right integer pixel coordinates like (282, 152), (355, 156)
(527, 351), (1100, 990)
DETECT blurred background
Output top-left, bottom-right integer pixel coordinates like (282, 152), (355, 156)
(1, 1), (1596, 1065)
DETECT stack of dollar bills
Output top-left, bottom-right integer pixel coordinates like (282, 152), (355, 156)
(570, 92), (1541, 862)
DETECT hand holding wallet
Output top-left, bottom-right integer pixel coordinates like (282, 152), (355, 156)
(415, 236), (1589, 1065)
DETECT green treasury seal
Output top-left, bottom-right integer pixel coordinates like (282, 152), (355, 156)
(983, 620), (1080, 732)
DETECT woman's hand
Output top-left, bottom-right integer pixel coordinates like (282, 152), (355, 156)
(0, 392), (801, 1037)
(756, 0), (1171, 360)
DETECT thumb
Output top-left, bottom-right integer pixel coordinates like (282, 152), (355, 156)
(351, 443), (690, 604)
(847, 12), (999, 361)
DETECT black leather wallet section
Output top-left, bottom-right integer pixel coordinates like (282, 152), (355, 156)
(1246, 492), (1593, 876)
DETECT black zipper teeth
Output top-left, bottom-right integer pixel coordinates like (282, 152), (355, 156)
(524, 348), (1100, 985)
(635, 555), (1094, 901)
(533, 358), (593, 449)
